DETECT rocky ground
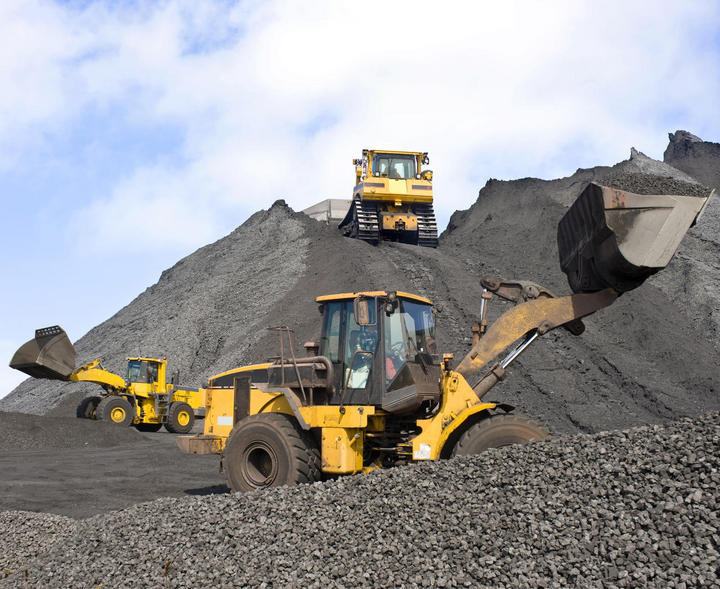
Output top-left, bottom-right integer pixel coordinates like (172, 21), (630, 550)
(2, 411), (717, 588)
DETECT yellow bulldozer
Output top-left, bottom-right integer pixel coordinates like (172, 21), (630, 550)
(10, 336), (204, 433)
(339, 149), (438, 247)
(178, 182), (714, 492)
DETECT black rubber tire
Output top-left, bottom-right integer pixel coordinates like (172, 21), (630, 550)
(165, 402), (195, 434)
(135, 422), (163, 433)
(95, 396), (134, 427)
(76, 395), (102, 419)
(222, 413), (321, 493)
(452, 414), (550, 457)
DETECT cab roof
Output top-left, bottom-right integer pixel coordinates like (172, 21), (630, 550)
(315, 291), (432, 305)
(126, 357), (166, 363)
(365, 149), (425, 157)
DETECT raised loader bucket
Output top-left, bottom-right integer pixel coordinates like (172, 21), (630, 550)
(10, 325), (77, 380)
(558, 182), (713, 293)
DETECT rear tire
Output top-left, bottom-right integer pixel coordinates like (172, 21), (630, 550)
(76, 395), (102, 419)
(95, 396), (134, 427)
(165, 402), (195, 434)
(222, 413), (321, 493)
(136, 422), (163, 433)
(452, 414), (549, 456)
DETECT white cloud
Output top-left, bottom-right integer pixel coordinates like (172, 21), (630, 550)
(3, 0), (720, 254)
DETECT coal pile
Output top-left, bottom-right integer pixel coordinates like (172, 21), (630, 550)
(2, 412), (718, 588)
(3, 133), (720, 437)
(0, 411), (146, 451)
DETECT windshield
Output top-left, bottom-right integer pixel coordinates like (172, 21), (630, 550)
(127, 360), (158, 383)
(372, 153), (416, 179)
(383, 299), (436, 384)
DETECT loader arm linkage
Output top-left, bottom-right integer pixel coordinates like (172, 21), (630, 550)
(456, 279), (618, 399)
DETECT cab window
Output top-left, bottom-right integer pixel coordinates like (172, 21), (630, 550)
(372, 154), (416, 179)
(320, 302), (343, 362)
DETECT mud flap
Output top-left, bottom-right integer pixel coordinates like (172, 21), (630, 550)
(10, 326), (77, 380)
(558, 183), (713, 293)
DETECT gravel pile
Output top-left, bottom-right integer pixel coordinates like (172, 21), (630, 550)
(0, 411), (145, 451)
(3, 133), (719, 437)
(0, 511), (75, 581)
(2, 412), (718, 588)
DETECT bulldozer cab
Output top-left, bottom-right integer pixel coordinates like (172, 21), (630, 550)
(371, 152), (417, 179)
(317, 292), (442, 413)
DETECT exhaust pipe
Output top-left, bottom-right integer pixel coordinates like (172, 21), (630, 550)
(10, 326), (77, 380)
(558, 183), (714, 293)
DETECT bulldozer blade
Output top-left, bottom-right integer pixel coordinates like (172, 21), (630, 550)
(9, 325), (77, 380)
(558, 183), (713, 293)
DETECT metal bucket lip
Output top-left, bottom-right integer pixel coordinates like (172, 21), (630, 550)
(558, 182), (713, 294)
(9, 326), (77, 381)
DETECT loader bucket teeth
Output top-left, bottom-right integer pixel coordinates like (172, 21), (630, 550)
(558, 183), (713, 293)
(9, 325), (77, 380)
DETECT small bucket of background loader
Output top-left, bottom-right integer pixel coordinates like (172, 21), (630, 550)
(9, 325), (77, 380)
(558, 182), (714, 293)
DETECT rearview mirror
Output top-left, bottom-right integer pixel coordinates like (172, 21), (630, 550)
(354, 296), (372, 326)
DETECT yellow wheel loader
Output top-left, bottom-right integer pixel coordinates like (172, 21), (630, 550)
(10, 339), (204, 434)
(339, 149), (438, 247)
(179, 182), (714, 492)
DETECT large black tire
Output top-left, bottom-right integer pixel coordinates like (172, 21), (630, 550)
(452, 414), (549, 457)
(135, 422), (163, 433)
(222, 413), (321, 493)
(165, 402), (195, 434)
(95, 396), (135, 427)
(76, 395), (102, 419)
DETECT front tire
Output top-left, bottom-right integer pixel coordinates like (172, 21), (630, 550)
(452, 414), (549, 456)
(222, 413), (321, 492)
(76, 395), (102, 419)
(165, 402), (195, 434)
(95, 396), (134, 427)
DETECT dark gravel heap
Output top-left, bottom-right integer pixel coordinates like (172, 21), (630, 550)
(0, 411), (146, 451)
(0, 511), (75, 580)
(602, 171), (712, 197)
(3, 412), (718, 588)
(3, 135), (719, 437)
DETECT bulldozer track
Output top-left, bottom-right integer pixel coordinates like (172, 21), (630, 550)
(355, 200), (380, 244)
(415, 204), (438, 248)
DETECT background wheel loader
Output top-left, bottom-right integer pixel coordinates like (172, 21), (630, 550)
(179, 182), (714, 492)
(10, 337), (204, 434)
(339, 149), (438, 247)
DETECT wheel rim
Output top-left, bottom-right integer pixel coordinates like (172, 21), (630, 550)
(110, 406), (126, 423)
(177, 411), (190, 427)
(242, 442), (278, 487)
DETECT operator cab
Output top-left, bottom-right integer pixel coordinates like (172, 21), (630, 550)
(127, 358), (161, 384)
(371, 153), (417, 179)
(317, 291), (442, 413)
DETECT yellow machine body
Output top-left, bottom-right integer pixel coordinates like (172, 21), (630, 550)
(9, 331), (204, 430)
(353, 149), (434, 206)
(339, 149), (438, 247)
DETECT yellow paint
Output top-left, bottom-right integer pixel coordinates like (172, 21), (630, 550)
(321, 427), (363, 474)
(380, 212), (418, 231)
(316, 291), (431, 305)
(412, 371), (496, 460)
(208, 363), (272, 383)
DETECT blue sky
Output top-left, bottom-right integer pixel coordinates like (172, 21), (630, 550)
(2, 0), (719, 396)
